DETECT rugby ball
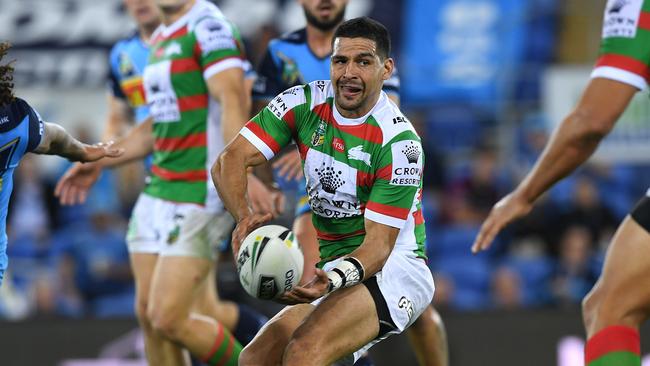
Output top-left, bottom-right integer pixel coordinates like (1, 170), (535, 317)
(236, 225), (303, 300)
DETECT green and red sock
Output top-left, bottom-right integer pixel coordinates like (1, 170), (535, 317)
(585, 325), (640, 366)
(201, 323), (242, 366)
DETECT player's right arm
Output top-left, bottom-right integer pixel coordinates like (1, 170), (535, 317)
(472, 0), (650, 252)
(212, 85), (304, 253)
(103, 94), (133, 141)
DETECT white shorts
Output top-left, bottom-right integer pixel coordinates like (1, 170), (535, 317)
(126, 193), (235, 260)
(316, 250), (435, 364)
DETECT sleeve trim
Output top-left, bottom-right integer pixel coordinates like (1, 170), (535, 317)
(591, 66), (648, 90)
(203, 57), (245, 80)
(240, 127), (275, 160)
(365, 209), (406, 229)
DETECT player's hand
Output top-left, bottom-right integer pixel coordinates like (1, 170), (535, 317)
(231, 212), (273, 257)
(79, 141), (124, 162)
(272, 149), (303, 181)
(471, 191), (534, 254)
(278, 268), (329, 304)
(54, 162), (103, 205)
(247, 174), (285, 217)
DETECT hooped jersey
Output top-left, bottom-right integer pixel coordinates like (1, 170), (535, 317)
(252, 28), (400, 101)
(108, 32), (151, 124)
(241, 81), (426, 265)
(591, 0), (650, 89)
(0, 98), (44, 281)
(143, 0), (245, 210)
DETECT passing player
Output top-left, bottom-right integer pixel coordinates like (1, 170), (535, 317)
(0, 42), (122, 286)
(55, 0), (279, 365)
(213, 17), (435, 365)
(253, 1), (447, 365)
(104, 0), (269, 356)
(471, 1), (650, 365)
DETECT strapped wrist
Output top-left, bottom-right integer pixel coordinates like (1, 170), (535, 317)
(326, 257), (365, 293)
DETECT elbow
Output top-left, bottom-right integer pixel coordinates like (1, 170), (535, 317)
(570, 108), (616, 141)
(211, 152), (226, 187)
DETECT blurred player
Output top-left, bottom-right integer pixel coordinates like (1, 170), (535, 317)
(0, 41), (122, 286)
(214, 17), (435, 366)
(104, 0), (269, 356)
(471, 1), (650, 365)
(253, 1), (447, 365)
(56, 0), (281, 365)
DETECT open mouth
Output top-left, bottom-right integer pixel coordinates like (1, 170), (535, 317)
(340, 85), (363, 99)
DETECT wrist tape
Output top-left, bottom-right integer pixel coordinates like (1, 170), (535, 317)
(326, 257), (365, 293)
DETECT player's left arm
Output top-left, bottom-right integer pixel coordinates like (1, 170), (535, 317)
(34, 122), (123, 162)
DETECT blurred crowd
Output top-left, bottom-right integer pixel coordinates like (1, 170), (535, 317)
(3, 0), (647, 319)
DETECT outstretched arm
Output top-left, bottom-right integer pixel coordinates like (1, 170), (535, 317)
(54, 118), (153, 205)
(472, 78), (638, 253)
(34, 122), (123, 162)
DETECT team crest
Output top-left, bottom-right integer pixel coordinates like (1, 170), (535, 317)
(311, 120), (327, 147)
(118, 52), (135, 77)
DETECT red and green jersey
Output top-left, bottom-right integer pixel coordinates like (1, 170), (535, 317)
(592, 0), (650, 89)
(143, 0), (245, 210)
(241, 81), (426, 266)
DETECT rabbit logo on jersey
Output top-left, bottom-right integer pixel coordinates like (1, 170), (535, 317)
(602, 0), (642, 38)
(305, 151), (361, 218)
(390, 140), (423, 187)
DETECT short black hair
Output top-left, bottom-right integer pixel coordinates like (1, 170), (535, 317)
(332, 17), (391, 60)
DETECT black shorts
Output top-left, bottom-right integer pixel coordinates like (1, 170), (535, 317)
(363, 276), (397, 339)
(630, 196), (650, 234)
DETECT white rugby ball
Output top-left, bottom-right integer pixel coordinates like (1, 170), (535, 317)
(236, 225), (304, 300)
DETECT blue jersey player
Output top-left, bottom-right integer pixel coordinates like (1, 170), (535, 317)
(0, 42), (123, 286)
(252, 2), (448, 366)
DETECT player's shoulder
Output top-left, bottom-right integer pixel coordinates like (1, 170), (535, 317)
(371, 94), (419, 146)
(266, 84), (310, 119)
(273, 28), (307, 46)
(0, 98), (35, 132)
(109, 31), (139, 58)
(303, 80), (332, 107)
(188, 0), (230, 30)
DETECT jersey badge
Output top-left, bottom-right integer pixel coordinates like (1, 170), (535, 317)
(164, 41), (183, 57)
(348, 145), (371, 166)
(118, 52), (136, 77)
(277, 51), (302, 86)
(311, 119), (327, 147)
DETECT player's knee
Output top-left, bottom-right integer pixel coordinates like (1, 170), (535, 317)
(134, 297), (152, 328)
(284, 328), (322, 362)
(148, 307), (184, 341)
(238, 344), (261, 366)
(582, 287), (601, 329)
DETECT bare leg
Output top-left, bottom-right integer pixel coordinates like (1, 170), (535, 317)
(130, 253), (186, 366)
(406, 305), (449, 366)
(582, 217), (650, 336)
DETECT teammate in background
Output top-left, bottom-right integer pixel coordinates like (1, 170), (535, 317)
(253, 1), (447, 365)
(0, 41), (122, 286)
(472, 1), (650, 365)
(213, 17), (435, 365)
(104, 0), (269, 353)
(55, 0), (280, 365)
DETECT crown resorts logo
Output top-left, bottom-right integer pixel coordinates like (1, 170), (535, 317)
(315, 162), (344, 194)
(608, 0), (629, 13)
(401, 141), (420, 164)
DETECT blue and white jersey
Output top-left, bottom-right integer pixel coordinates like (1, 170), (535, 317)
(0, 98), (44, 285)
(252, 28), (400, 101)
(108, 31), (151, 124)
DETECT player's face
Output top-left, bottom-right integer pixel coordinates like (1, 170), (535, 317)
(300, 0), (348, 31)
(331, 37), (393, 117)
(124, 0), (160, 28)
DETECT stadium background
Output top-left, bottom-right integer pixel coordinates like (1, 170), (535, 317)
(1, 0), (650, 365)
